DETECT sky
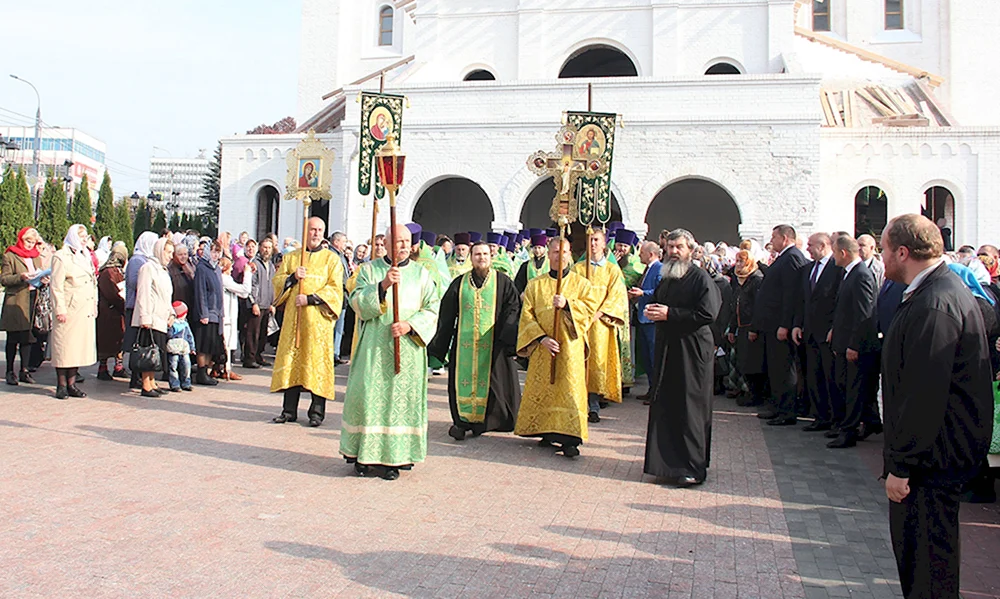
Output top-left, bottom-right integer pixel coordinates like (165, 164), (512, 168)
(0, 0), (300, 196)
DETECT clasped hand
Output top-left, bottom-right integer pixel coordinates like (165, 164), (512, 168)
(391, 321), (412, 338)
(381, 267), (401, 290)
(552, 295), (566, 310)
(643, 303), (668, 321)
(294, 266), (307, 281)
(540, 336), (560, 355)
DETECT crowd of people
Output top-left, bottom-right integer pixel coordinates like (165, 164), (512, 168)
(2, 214), (996, 599)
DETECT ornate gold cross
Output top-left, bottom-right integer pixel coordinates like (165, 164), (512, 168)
(527, 125), (607, 226)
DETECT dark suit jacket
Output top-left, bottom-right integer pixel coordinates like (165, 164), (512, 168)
(876, 279), (904, 336)
(831, 261), (878, 354)
(793, 257), (843, 342)
(755, 247), (808, 333)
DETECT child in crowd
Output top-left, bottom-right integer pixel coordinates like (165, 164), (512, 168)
(167, 301), (196, 392)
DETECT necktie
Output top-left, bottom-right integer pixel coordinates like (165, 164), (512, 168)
(810, 261), (821, 291)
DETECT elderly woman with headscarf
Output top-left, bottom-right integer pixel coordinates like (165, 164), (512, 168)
(50, 224), (98, 399)
(169, 242), (196, 308)
(133, 238), (175, 397)
(94, 236), (112, 267)
(192, 240), (225, 385)
(2, 227), (43, 386)
(96, 242), (129, 381)
(123, 231), (159, 389)
(727, 249), (767, 407)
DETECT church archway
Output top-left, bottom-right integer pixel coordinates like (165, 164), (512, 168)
(559, 44), (638, 78)
(854, 185), (888, 238)
(412, 177), (494, 236)
(923, 185), (956, 250)
(255, 185), (280, 241)
(464, 69), (496, 81)
(645, 179), (742, 245)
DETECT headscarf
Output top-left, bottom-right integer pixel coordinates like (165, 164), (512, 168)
(63, 224), (93, 271)
(152, 238), (172, 268)
(6, 227), (40, 259)
(100, 242), (128, 272)
(978, 254), (999, 280)
(949, 263), (995, 306)
(734, 249), (759, 283)
(134, 231), (158, 260)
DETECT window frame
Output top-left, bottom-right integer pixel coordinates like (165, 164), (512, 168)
(885, 0), (903, 30)
(812, 0), (831, 32)
(378, 5), (394, 47)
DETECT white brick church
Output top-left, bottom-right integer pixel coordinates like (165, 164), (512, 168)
(219, 0), (1000, 247)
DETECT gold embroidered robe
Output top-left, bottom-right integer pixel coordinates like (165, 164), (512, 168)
(573, 260), (629, 402)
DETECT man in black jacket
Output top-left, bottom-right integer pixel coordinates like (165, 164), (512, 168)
(755, 224), (808, 424)
(792, 233), (843, 432)
(827, 234), (880, 448)
(880, 214), (993, 599)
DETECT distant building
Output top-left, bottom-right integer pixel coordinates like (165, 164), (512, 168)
(149, 153), (211, 216)
(0, 126), (106, 205)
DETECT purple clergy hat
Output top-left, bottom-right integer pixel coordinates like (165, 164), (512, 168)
(420, 231), (436, 246)
(530, 233), (548, 247)
(453, 232), (471, 246)
(405, 223), (422, 238)
(529, 228), (543, 236)
(545, 228), (558, 238)
(485, 232), (503, 245)
(615, 229), (637, 247)
(468, 231), (483, 243)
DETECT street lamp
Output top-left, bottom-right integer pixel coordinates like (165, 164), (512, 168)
(10, 74), (42, 217)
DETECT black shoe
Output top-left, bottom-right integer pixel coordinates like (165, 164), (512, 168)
(242, 362), (261, 369)
(354, 463), (373, 477)
(859, 422), (884, 440)
(826, 433), (857, 448)
(155, 387), (169, 396)
(737, 396), (761, 407)
(169, 387), (181, 393)
(538, 438), (556, 448)
(561, 445), (580, 458)
(181, 386), (193, 392)
(380, 467), (400, 481)
(196, 371), (218, 386)
(802, 421), (832, 432)
(19, 370), (35, 384)
(636, 393), (650, 401)
(448, 425), (466, 441)
(97, 370), (114, 381)
(75, 373), (85, 383)
(766, 417), (797, 426)
(308, 418), (322, 427)
(67, 385), (86, 398)
(272, 414), (296, 424)
(112, 367), (130, 379)
(622, 387), (631, 397)
(676, 475), (703, 488)
(55, 386), (68, 399)
(140, 389), (160, 398)
(756, 410), (778, 420)
(588, 411), (600, 423)
(129, 380), (142, 390)
(6, 371), (18, 386)
(598, 400), (609, 409)
(824, 429), (842, 439)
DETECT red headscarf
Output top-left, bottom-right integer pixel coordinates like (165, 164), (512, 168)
(6, 227), (40, 259)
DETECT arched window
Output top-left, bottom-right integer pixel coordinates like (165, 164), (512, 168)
(705, 63), (741, 75)
(464, 69), (496, 81)
(378, 6), (394, 46)
(812, 0), (830, 32)
(885, 0), (903, 30)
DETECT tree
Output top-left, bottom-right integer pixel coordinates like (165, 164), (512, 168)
(169, 211), (181, 231)
(152, 208), (167, 232)
(94, 171), (116, 241)
(114, 197), (134, 253)
(200, 142), (221, 238)
(132, 197), (150, 243)
(0, 167), (35, 249)
(70, 175), (93, 235)
(246, 116), (296, 135)
(37, 174), (69, 246)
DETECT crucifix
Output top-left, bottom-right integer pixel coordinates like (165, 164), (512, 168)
(526, 125), (606, 383)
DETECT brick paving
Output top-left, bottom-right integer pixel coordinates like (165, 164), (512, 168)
(0, 359), (996, 598)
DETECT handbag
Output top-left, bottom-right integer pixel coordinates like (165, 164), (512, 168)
(32, 285), (53, 333)
(130, 328), (162, 373)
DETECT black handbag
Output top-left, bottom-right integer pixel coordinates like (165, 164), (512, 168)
(130, 328), (162, 373)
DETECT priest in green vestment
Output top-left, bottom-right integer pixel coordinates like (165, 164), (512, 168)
(446, 232), (473, 279)
(340, 224), (440, 480)
(428, 241), (521, 440)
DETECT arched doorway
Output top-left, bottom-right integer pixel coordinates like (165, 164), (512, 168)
(255, 185), (280, 241)
(464, 69), (496, 81)
(411, 177), (494, 236)
(705, 62), (741, 75)
(854, 185), (887, 238)
(520, 176), (623, 229)
(559, 45), (638, 78)
(923, 185), (956, 250)
(645, 179), (741, 245)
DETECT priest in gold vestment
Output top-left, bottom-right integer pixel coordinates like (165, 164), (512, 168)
(270, 217), (344, 427)
(515, 237), (600, 457)
(572, 228), (629, 422)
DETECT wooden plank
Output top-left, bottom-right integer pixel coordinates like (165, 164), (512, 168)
(825, 90), (844, 127)
(892, 88), (920, 114)
(842, 90), (853, 128)
(915, 80), (955, 126)
(873, 87), (905, 114)
(856, 88), (895, 117)
(793, 27), (945, 87)
(820, 91), (836, 127)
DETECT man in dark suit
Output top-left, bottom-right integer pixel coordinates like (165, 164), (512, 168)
(791, 233), (843, 432)
(880, 214), (992, 599)
(827, 234), (880, 448)
(755, 224), (808, 424)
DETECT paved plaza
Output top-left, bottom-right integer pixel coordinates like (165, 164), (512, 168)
(0, 362), (997, 599)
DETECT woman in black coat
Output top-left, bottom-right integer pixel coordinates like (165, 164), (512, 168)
(727, 250), (767, 407)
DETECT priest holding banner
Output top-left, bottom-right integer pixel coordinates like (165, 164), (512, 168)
(429, 241), (522, 440)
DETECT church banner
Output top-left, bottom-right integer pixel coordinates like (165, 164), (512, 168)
(358, 91), (405, 199)
(566, 111), (616, 226)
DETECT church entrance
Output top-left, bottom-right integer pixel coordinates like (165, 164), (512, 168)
(411, 177), (494, 237)
(645, 179), (741, 245)
(520, 176), (623, 253)
(255, 185), (280, 241)
(559, 45), (638, 78)
(854, 185), (887, 239)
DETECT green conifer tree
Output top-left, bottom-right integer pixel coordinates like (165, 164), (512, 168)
(169, 211), (181, 231)
(199, 143), (221, 238)
(152, 208), (167, 232)
(115, 198), (134, 253)
(37, 175), (69, 245)
(70, 176), (93, 235)
(132, 198), (150, 242)
(94, 171), (116, 240)
(0, 167), (35, 249)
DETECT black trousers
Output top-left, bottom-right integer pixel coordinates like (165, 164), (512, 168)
(889, 483), (962, 599)
(833, 351), (879, 435)
(281, 386), (327, 422)
(242, 310), (267, 365)
(765, 332), (798, 417)
(804, 336), (836, 424)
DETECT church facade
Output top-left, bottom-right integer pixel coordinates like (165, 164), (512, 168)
(220, 0), (1000, 247)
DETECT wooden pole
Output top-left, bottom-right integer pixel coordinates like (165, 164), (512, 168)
(587, 83), (593, 111)
(370, 198), (379, 248)
(295, 196), (312, 349)
(380, 73), (385, 94)
(387, 187), (402, 375)
(550, 223), (566, 384)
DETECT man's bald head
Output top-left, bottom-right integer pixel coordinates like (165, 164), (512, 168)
(857, 234), (877, 260)
(386, 224), (412, 263)
(639, 241), (661, 265)
(306, 217), (326, 250)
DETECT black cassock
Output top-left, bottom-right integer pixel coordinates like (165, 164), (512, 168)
(644, 266), (723, 481)
(428, 270), (522, 435)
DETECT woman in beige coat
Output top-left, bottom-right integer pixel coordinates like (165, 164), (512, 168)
(133, 238), (174, 397)
(50, 224), (98, 399)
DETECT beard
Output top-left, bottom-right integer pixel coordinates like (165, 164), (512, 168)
(661, 257), (691, 280)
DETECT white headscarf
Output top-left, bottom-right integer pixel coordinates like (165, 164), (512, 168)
(63, 224), (93, 271)
(95, 236), (112, 267)
(134, 231), (158, 260)
(151, 237), (172, 268)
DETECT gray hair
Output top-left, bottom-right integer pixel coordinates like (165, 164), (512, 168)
(331, 231), (347, 243)
(665, 228), (697, 250)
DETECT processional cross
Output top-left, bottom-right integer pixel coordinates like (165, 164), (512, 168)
(526, 125), (607, 383)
